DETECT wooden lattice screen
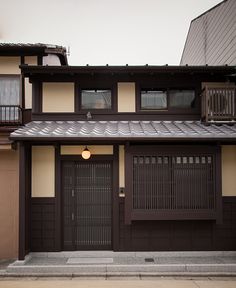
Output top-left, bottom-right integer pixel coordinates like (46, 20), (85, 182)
(133, 155), (215, 210)
(125, 146), (221, 224)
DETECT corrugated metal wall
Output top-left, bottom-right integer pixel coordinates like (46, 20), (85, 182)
(180, 0), (236, 65)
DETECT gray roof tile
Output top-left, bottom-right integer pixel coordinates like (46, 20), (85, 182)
(10, 120), (236, 140)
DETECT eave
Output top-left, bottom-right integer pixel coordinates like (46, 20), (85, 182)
(20, 64), (236, 77)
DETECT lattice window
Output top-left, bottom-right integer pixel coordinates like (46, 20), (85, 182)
(133, 154), (215, 211)
(125, 146), (222, 224)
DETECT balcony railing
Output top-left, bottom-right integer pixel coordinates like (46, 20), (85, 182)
(201, 85), (236, 123)
(0, 105), (22, 125)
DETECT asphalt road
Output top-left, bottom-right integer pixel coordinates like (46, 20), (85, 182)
(0, 278), (236, 288)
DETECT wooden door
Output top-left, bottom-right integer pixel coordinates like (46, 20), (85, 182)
(62, 161), (112, 250)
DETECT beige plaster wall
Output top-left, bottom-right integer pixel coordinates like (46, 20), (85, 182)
(61, 145), (113, 155)
(24, 78), (32, 109)
(118, 82), (136, 112)
(42, 83), (74, 112)
(32, 146), (55, 197)
(0, 57), (20, 74)
(0, 150), (19, 259)
(119, 145), (125, 187)
(24, 56), (37, 65)
(222, 145), (236, 196)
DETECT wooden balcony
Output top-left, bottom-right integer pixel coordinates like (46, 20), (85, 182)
(201, 85), (236, 123)
(0, 105), (22, 125)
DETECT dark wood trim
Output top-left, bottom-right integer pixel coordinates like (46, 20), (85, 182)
(55, 144), (61, 250)
(19, 142), (26, 260)
(60, 154), (114, 161)
(37, 55), (43, 65)
(20, 65), (236, 75)
(21, 75), (25, 109)
(26, 144), (31, 255)
(112, 144), (120, 250)
(20, 56), (25, 65)
(32, 81), (42, 113)
(126, 145), (217, 154)
(21, 56), (26, 109)
(125, 143), (132, 225)
(31, 112), (200, 121)
(131, 210), (218, 220)
(22, 108), (32, 124)
(12, 136), (236, 144)
(215, 145), (222, 224)
(31, 197), (56, 204)
(223, 196), (236, 202)
(74, 82), (79, 113)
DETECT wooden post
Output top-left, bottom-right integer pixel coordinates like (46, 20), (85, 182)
(19, 142), (26, 260)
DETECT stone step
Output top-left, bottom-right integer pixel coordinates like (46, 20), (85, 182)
(6, 263), (236, 274)
(30, 251), (236, 258)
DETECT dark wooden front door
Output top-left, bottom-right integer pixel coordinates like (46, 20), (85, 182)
(62, 161), (112, 250)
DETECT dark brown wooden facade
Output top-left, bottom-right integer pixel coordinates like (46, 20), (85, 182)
(12, 65), (236, 260)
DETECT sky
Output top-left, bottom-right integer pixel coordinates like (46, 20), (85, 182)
(0, 0), (223, 65)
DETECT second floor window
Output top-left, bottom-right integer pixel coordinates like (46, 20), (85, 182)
(81, 90), (112, 110)
(141, 90), (167, 110)
(140, 89), (195, 111)
(169, 90), (195, 109)
(0, 76), (20, 123)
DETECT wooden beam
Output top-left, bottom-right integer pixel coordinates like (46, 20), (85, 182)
(112, 144), (120, 250)
(55, 144), (61, 250)
(19, 142), (26, 260)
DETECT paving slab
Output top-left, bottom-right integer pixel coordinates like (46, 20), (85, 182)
(67, 258), (113, 264)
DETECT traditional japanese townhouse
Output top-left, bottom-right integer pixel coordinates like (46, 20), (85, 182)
(0, 43), (67, 259)
(10, 65), (236, 260)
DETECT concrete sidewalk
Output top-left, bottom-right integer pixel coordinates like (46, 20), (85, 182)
(1, 278), (236, 288)
(2, 251), (236, 277)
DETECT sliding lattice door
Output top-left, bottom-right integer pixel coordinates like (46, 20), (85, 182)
(62, 161), (112, 250)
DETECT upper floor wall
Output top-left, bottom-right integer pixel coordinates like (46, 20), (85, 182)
(26, 66), (236, 121)
(0, 44), (68, 127)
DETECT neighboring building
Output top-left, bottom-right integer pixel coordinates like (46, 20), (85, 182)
(0, 43), (67, 259)
(10, 64), (236, 260)
(180, 0), (236, 65)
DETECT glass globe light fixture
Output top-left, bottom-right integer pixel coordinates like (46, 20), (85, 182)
(82, 146), (91, 159)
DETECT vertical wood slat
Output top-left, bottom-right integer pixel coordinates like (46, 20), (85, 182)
(202, 85), (236, 122)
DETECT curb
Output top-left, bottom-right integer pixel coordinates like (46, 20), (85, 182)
(1, 272), (236, 278)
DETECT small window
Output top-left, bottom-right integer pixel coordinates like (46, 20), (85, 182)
(169, 90), (195, 108)
(81, 90), (112, 109)
(141, 90), (167, 110)
(0, 76), (20, 123)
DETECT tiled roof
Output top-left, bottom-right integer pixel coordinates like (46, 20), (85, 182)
(10, 121), (236, 141)
(0, 43), (65, 49)
(0, 43), (68, 65)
